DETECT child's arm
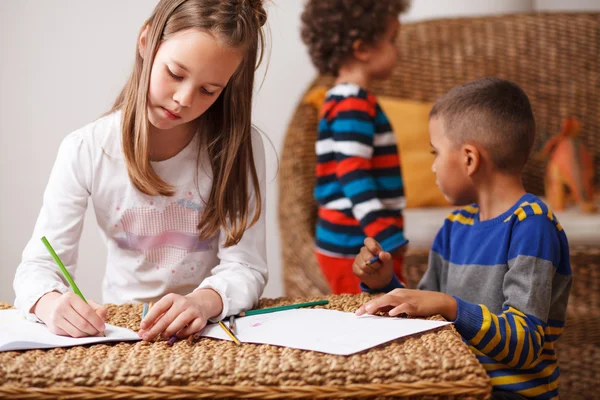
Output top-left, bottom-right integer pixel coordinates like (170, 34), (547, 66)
(355, 270), (550, 370)
(354, 224), (454, 315)
(355, 288), (457, 318)
(328, 96), (406, 252)
(355, 222), (448, 291)
(358, 216), (569, 370)
(354, 234), (453, 317)
(13, 132), (106, 336)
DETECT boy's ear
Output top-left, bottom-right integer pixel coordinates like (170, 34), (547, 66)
(352, 39), (371, 62)
(138, 25), (150, 59)
(463, 144), (480, 176)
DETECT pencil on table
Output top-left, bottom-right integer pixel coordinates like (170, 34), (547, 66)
(144, 302), (178, 345)
(145, 302), (154, 327)
(167, 335), (178, 346)
(229, 315), (236, 335)
(218, 321), (241, 345)
(237, 300), (329, 317)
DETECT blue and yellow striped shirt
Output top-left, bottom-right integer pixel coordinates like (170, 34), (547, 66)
(366, 194), (572, 399)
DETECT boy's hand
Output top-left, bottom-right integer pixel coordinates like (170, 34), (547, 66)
(138, 289), (223, 341)
(352, 238), (395, 289)
(355, 289), (458, 321)
(33, 291), (107, 337)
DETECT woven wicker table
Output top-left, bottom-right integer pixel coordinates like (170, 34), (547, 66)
(0, 294), (491, 399)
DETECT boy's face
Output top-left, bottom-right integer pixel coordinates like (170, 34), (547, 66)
(367, 18), (400, 80)
(429, 117), (477, 206)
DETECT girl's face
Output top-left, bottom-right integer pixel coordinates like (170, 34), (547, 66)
(142, 28), (244, 132)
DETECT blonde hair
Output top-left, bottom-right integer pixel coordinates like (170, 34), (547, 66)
(109, 0), (267, 246)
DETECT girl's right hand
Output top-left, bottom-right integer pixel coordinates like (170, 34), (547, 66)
(32, 291), (107, 337)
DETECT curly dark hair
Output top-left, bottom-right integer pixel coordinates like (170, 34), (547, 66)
(301, 0), (410, 76)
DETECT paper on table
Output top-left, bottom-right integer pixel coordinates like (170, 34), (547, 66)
(201, 308), (451, 355)
(0, 309), (141, 352)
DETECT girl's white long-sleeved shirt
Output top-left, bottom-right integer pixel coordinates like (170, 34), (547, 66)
(13, 111), (268, 321)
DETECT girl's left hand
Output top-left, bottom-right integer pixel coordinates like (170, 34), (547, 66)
(138, 289), (223, 341)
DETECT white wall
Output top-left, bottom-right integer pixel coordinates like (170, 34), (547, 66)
(1, 0), (597, 304)
(402, 0), (533, 22)
(252, 1), (316, 298)
(0, 1), (158, 303)
(535, 0), (600, 12)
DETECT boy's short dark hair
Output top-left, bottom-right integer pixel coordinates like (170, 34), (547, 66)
(430, 78), (536, 173)
(300, 0), (410, 76)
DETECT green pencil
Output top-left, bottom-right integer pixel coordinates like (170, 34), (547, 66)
(41, 236), (105, 336)
(238, 300), (329, 317)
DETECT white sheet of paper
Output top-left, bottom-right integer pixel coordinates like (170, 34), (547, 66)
(201, 308), (451, 355)
(0, 309), (141, 352)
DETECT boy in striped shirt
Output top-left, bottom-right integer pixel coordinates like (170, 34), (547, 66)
(301, 0), (410, 293)
(354, 78), (572, 400)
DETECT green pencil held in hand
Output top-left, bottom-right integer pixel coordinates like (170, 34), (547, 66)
(238, 300), (329, 317)
(41, 236), (105, 336)
(41, 237), (86, 301)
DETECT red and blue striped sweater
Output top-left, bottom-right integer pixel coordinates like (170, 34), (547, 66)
(314, 83), (406, 257)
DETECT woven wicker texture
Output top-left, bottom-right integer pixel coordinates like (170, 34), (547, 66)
(279, 12), (600, 298)
(0, 296), (491, 399)
(558, 245), (600, 399)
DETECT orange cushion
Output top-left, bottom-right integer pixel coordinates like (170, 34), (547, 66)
(378, 97), (448, 208)
(303, 88), (448, 208)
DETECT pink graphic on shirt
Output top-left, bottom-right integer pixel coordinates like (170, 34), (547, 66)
(114, 201), (214, 267)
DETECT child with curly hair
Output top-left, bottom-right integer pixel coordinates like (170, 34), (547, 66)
(301, 0), (410, 294)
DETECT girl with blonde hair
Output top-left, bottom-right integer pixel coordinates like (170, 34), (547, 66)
(14, 0), (268, 341)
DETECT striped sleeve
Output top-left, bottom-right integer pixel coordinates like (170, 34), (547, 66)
(360, 274), (405, 293)
(454, 300), (547, 370)
(453, 214), (567, 370)
(330, 96), (405, 250)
